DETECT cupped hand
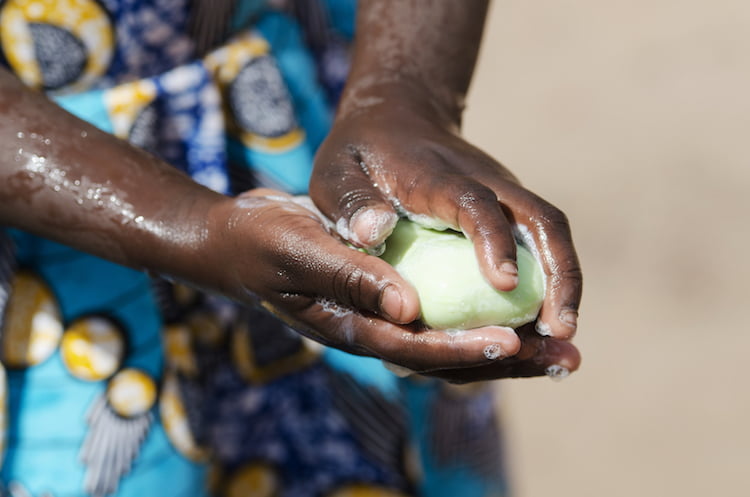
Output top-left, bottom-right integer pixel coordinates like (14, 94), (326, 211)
(310, 93), (583, 341)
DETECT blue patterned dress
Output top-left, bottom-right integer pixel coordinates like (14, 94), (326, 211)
(0, 1), (508, 496)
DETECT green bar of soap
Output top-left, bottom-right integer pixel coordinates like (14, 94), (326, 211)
(380, 219), (545, 330)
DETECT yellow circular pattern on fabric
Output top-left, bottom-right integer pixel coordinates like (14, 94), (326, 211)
(203, 32), (304, 152)
(104, 78), (158, 139)
(0, 0), (114, 92)
(159, 370), (208, 462)
(225, 464), (279, 497)
(163, 323), (198, 377)
(1, 271), (63, 368)
(327, 486), (411, 497)
(186, 311), (225, 347)
(107, 368), (157, 418)
(60, 316), (124, 381)
(204, 33), (270, 85)
(231, 321), (319, 384)
(239, 128), (305, 154)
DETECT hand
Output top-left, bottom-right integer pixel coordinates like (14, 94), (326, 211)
(310, 88), (583, 341)
(202, 189), (541, 378)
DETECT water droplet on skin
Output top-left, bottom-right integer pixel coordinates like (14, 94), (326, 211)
(16, 132), (24, 139)
(80, 131), (88, 138)
(43, 138), (51, 145)
(53, 185), (60, 192)
(134, 216), (144, 224)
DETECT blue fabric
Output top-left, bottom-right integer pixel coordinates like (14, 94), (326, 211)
(323, 0), (358, 40)
(257, 12), (333, 150)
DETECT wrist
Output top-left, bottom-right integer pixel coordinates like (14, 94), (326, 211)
(128, 171), (229, 292)
(337, 73), (465, 131)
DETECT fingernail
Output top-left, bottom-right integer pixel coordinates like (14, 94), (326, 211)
(560, 309), (578, 328)
(351, 209), (397, 246)
(380, 285), (403, 322)
(499, 262), (519, 287)
(500, 261), (518, 276)
(545, 364), (570, 381)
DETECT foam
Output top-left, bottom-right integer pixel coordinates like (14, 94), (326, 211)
(545, 364), (570, 381)
(483, 343), (504, 360)
(535, 321), (553, 337)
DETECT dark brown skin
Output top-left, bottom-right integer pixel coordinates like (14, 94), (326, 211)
(0, 0), (581, 380)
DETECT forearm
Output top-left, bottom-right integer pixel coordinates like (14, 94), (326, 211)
(0, 68), (223, 285)
(340, 0), (490, 125)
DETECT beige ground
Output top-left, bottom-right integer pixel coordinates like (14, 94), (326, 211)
(463, 1), (750, 496)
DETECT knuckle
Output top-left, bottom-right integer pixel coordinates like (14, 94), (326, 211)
(330, 262), (368, 308)
(337, 187), (375, 218)
(534, 207), (575, 245)
(451, 181), (499, 215)
(560, 265), (584, 283)
(456, 184), (498, 210)
(536, 203), (570, 229)
(401, 174), (425, 205)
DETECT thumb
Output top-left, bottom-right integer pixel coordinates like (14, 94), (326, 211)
(310, 153), (398, 249)
(271, 215), (420, 324)
(320, 246), (420, 324)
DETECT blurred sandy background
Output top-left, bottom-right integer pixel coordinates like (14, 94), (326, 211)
(462, 1), (749, 496)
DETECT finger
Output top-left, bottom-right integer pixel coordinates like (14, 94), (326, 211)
(425, 335), (581, 383)
(287, 298), (523, 372)
(428, 146), (583, 339)
(506, 190), (583, 339)
(389, 166), (520, 292)
(310, 148), (398, 248)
